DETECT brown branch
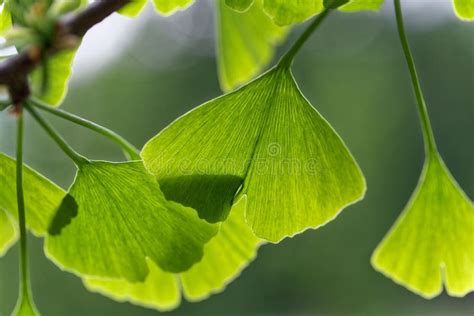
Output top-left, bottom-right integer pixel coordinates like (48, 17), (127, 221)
(0, 0), (131, 104)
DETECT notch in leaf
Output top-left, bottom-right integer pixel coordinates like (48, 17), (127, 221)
(142, 65), (365, 243)
(45, 161), (217, 282)
(84, 197), (263, 311)
(372, 155), (474, 298)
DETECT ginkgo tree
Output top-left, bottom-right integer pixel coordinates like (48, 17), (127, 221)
(0, 0), (472, 315)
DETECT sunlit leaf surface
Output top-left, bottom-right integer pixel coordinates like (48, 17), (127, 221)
(142, 66), (365, 242)
(453, 0), (474, 20)
(45, 161), (217, 282)
(0, 153), (65, 236)
(84, 197), (262, 310)
(372, 154), (474, 298)
(0, 208), (17, 257)
(225, 0), (254, 12)
(119, 0), (148, 17)
(0, 3), (12, 34)
(152, 0), (194, 15)
(217, 0), (287, 91)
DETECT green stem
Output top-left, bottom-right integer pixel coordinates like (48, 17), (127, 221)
(25, 103), (89, 167)
(14, 109), (38, 315)
(394, 0), (437, 155)
(278, 7), (332, 68)
(29, 99), (141, 161)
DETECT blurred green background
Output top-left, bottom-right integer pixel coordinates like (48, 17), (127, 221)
(1, 1), (473, 315)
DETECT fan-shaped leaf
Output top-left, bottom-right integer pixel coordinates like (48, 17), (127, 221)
(372, 154), (474, 298)
(45, 161), (217, 282)
(142, 66), (365, 242)
(0, 208), (17, 257)
(83, 197), (261, 310)
(0, 152), (65, 236)
(453, 0), (474, 20)
(217, 0), (287, 91)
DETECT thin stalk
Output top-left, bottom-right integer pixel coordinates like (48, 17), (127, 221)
(278, 8), (332, 68)
(25, 103), (89, 167)
(394, 0), (437, 155)
(14, 109), (38, 315)
(29, 99), (141, 160)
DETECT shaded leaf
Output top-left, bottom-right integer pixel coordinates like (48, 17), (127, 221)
(45, 161), (217, 282)
(84, 197), (262, 310)
(0, 208), (17, 257)
(30, 49), (77, 107)
(453, 0), (474, 20)
(217, 0), (288, 91)
(0, 152), (65, 236)
(142, 66), (365, 242)
(225, 0), (254, 12)
(372, 154), (474, 298)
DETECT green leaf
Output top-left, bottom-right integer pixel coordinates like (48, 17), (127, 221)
(83, 197), (261, 310)
(12, 295), (40, 316)
(323, 0), (350, 10)
(45, 161), (217, 282)
(0, 2), (12, 34)
(0, 208), (17, 257)
(263, 0), (384, 25)
(217, 0), (288, 91)
(141, 66), (365, 242)
(152, 0), (194, 16)
(225, 0), (254, 12)
(0, 152), (65, 236)
(30, 49), (77, 107)
(119, 0), (148, 17)
(372, 154), (474, 298)
(453, 0), (474, 20)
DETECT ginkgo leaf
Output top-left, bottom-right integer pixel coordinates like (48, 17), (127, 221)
(372, 154), (474, 298)
(142, 66), (365, 242)
(0, 3), (12, 34)
(225, 0), (254, 12)
(30, 49), (77, 107)
(45, 160), (217, 282)
(217, 0), (288, 91)
(0, 208), (17, 257)
(83, 197), (262, 310)
(263, 0), (384, 25)
(152, 0), (194, 16)
(0, 152), (65, 236)
(453, 0), (474, 20)
(120, 0), (147, 17)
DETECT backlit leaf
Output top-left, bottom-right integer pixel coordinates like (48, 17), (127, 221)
(83, 197), (261, 310)
(152, 0), (194, 16)
(453, 0), (474, 20)
(120, 0), (147, 17)
(45, 161), (217, 282)
(142, 66), (365, 242)
(0, 152), (65, 236)
(0, 3), (12, 34)
(225, 0), (254, 12)
(0, 208), (17, 257)
(372, 154), (474, 298)
(30, 49), (77, 107)
(217, 0), (288, 91)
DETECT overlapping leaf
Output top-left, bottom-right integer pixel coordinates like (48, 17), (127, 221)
(142, 66), (365, 242)
(217, 0), (287, 91)
(372, 154), (474, 298)
(84, 197), (262, 311)
(45, 160), (217, 282)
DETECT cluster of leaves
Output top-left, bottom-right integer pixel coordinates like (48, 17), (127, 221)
(0, 0), (473, 314)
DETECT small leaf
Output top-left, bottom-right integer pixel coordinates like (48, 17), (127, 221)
(142, 66), (365, 242)
(152, 0), (194, 16)
(119, 0), (147, 17)
(0, 152), (65, 236)
(83, 197), (262, 310)
(30, 49), (77, 107)
(225, 0), (254, 12)
(0, 2), (12, 34)
(0, 208), (17, 257)
(453, 0), (474, 20)
(217, 0), (288, 91)
(45, 161), (217, 282)
(372, 154), (474, 298)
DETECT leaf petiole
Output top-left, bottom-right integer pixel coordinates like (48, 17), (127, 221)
(25, 103), (89, 167)
(393, 0), (438, 156)
(13, 108), (39, 315)
(28, 99), (141, 161)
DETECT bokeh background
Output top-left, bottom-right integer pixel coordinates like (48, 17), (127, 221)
(1, 0), (473, 315)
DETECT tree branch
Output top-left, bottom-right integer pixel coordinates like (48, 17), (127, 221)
(0, 0), (131, 104)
